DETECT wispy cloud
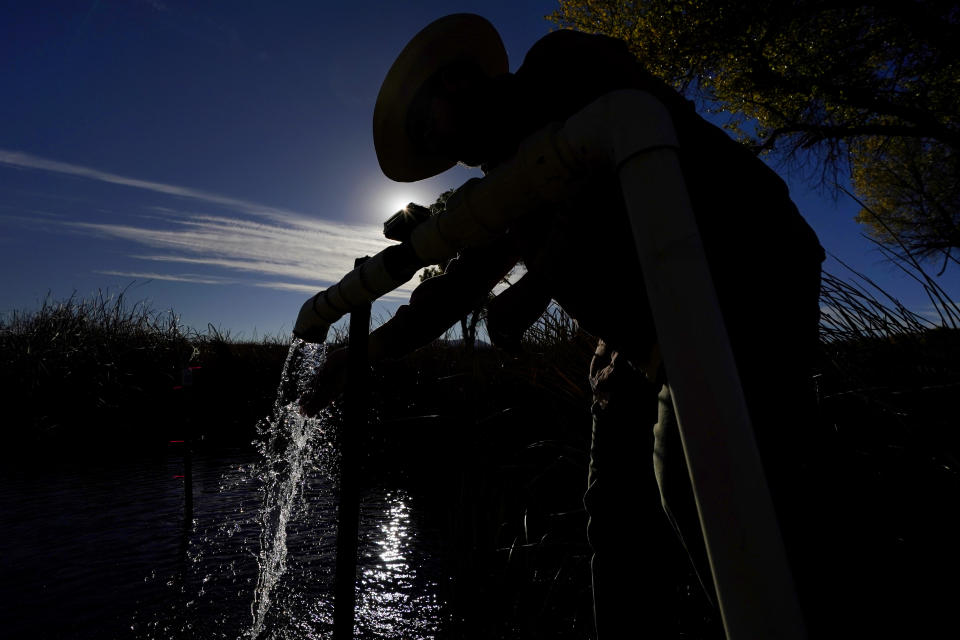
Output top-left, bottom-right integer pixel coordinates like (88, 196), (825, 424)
(1, 149), (417, 299)
(252, 281), (331, 294)
(66, 216), (413, 299)
(95, 270), (237, 286)
(0, 149), (311, 224)
(95, 270), (347, 296)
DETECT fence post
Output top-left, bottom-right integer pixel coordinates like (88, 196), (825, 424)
(333, 256), (371, 640)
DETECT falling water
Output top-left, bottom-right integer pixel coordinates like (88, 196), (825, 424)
(246, 338), (332, 639)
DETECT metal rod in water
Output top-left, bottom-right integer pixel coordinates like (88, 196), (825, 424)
(183, 440), (193, 525)
(333, 256), (371, 640)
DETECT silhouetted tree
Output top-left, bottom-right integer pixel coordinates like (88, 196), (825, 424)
(549, 0), (960, 265)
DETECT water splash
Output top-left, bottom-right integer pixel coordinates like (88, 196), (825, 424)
(246, 338), (334, 639)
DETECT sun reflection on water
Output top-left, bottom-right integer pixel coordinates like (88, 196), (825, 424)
(356, 491), (445, 639)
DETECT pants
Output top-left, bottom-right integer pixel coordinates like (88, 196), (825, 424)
(584, 260), (833, 638)
(585, 343), (717, 638)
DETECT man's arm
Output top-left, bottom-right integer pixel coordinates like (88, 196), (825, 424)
(367, 237), (519, 362)
(300, 237), (518, 416)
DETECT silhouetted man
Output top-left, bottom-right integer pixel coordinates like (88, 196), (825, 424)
(297, 13), (827, 638)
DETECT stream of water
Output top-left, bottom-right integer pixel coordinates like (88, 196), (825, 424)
(246, 339), (333, 639)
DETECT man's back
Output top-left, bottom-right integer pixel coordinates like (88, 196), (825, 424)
(502, 29), (824, 361)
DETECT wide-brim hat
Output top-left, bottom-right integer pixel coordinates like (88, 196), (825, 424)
(373, 14), (508, 182)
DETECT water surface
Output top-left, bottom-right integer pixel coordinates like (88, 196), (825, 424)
(0, 447), (449, 639)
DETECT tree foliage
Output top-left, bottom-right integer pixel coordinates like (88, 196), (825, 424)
(549, 0), (960, 262)
(851, 136), (959, 269)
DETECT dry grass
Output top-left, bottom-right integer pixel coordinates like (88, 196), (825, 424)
(0, 289), (289, 446)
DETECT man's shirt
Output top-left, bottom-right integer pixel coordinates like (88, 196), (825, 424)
(371, 30), (824, 363)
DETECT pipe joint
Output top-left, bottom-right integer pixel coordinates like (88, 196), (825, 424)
(556, 89), (680, 172)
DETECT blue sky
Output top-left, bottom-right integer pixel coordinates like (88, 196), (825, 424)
(2, 0), (956, 338)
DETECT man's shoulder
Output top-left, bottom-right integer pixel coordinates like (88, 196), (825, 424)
(515, 29), (690, 124)
(520, 29), (632, 73)
(529, 28), (608, 48)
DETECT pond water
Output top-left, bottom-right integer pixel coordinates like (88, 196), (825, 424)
(0, 448), (450, 640)
(0, 341), (450, 639)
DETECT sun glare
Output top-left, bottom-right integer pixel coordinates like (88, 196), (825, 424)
(385, 193), (417, 216)
(363, 183), (432, 224)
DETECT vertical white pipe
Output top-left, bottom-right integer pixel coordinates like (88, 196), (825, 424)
(619, 148), (806, 639)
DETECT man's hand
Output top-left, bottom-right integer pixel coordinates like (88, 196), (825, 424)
(299, 346), (350, 416)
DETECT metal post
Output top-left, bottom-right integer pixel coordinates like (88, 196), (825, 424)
(173, 365), (199, 528)
(333, 256), (371, 640)
(183, 439), (193, 525)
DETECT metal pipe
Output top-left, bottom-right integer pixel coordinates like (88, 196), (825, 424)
(333, 256), (372, 640)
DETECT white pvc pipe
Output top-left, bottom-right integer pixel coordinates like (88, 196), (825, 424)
(620, 150), (806, 638)
(566, 91), (806, 639)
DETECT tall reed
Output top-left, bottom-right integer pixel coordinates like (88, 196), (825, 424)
(0, 289), (289, 445)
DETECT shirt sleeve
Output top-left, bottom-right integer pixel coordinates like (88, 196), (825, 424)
(368, 237), (520, 360)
